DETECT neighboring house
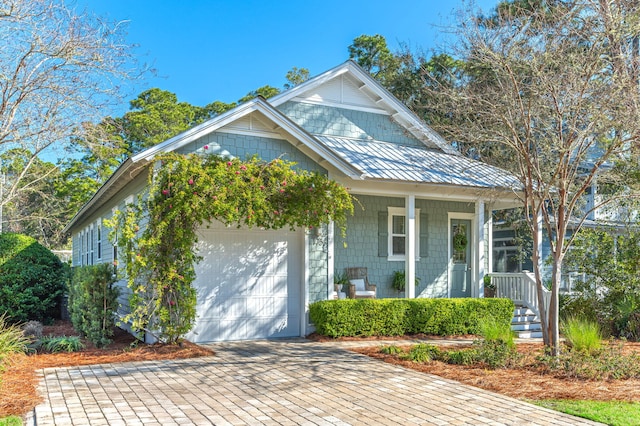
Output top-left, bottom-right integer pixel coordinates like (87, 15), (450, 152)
(492, 164), (637, 287)
(65, 61), (520, 343)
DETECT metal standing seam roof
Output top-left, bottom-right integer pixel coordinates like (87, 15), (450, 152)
(316, 135), (521, 190)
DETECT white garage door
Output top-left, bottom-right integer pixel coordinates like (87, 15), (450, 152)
(186, 223), (303, 342)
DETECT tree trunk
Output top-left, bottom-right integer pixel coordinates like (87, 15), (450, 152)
(549, 255), (562, 356)
(529, 206), (550, 345)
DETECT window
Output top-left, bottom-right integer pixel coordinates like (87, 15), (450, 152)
(112, 208), (118, 273)
(79, 232), (84, 266)
(90, 224), (94, 265)
(391, 214), (406, 256)
(387, 207), (420, 261)
(493, 237), (522, 273)
(96, 219), (102, 260)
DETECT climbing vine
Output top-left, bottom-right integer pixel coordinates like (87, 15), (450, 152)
(109, 152), (354, 343)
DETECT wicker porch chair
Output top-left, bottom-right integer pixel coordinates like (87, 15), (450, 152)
(346, 267), (376, 299)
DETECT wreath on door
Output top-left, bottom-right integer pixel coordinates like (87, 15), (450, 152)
(453, 231), (468, 251)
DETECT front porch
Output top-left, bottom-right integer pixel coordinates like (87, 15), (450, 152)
(331, 193), (503, 301)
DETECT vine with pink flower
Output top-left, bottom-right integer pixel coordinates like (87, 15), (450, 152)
(109, 151), (354, 343)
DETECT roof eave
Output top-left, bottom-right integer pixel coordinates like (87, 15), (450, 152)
(63, 158), (149, 233)
(271, 60), (460, 156)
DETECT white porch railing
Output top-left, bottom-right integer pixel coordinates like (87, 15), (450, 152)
(490, 272), (550, 323)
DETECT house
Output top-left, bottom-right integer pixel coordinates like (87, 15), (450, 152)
(65, 60), (521, 343)
(492, 162), (637, 285)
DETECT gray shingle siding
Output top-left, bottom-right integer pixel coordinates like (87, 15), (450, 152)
(176, 132), (326, 174)
(277, 101), (423, 147)
(334, 194), (475, 299)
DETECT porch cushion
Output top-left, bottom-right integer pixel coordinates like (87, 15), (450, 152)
(355, 290), (376, 298)
(350, 279), (366, 291)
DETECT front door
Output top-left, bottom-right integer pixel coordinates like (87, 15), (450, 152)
(450, 219), (472, 298)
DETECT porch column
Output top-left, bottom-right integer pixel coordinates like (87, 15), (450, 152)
(327, 221), (334, 298)
(475, 200), (485, 298)
(487, 203), (493, 274)
(405, 195), (416, 299)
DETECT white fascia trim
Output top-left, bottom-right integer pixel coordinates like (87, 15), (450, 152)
(269, 63), (352, 107)
(215, 127), (286, 140)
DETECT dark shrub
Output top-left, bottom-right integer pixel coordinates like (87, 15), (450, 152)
(69, 264), (119, 348)
(0, 233), (65, 323)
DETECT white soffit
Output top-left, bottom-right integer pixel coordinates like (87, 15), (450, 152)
(216, 112), (285, 139)
(291, 73), (388, 114)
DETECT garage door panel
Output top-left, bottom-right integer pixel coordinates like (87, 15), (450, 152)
(187, 224), (302, 342)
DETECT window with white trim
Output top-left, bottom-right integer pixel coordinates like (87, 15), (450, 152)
(112, 207), (119, 273)
(96, 219), (102, 260)
(387, 207), (420, 261)
(80, 231), (84, 266)
(90, 224), (94, 265)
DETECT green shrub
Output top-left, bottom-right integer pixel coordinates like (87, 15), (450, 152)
(562, 316), (602, 355)
(401, 343), (441, 362)
(563, 228), (640, 341)
(473, 340), (518, 368)
(407, 298), (514, 335)
(478, 316), (515, 348)
(309, 298), (514, 338)
(379, 345), (403, 355)
(0, 233), (65, 323)
(442, 348), (478, 365)
(38, 335), (84, 353)
(538, 342), (640, 380)
(0, 314), (28, 367)
(69, 264), (119, 348)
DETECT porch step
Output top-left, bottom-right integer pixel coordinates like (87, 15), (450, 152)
(511, 322), (542, 332)
(512, 314), (537, 323)
(511, 305), (542, 339)
(514, 307), (535, 316)
(515, 330), (544, 339)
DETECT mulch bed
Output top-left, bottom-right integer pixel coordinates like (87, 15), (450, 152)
(351, 341), (640, 402)
(0, 321), (213, 418)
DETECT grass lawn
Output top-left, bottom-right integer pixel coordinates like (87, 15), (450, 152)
(0, 417), (21, 426)
(535, 400), (640, 426)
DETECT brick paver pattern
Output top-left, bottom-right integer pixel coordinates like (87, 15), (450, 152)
(27, 339), (603, 425)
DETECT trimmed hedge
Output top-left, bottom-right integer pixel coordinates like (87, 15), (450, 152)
(309, 298), (514, 338)
(0, 233), (66, 323)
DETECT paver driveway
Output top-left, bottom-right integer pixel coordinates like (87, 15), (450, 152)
(26, 339), (603, 425)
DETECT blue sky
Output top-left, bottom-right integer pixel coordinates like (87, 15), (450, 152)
(82, 0), (498, 111)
